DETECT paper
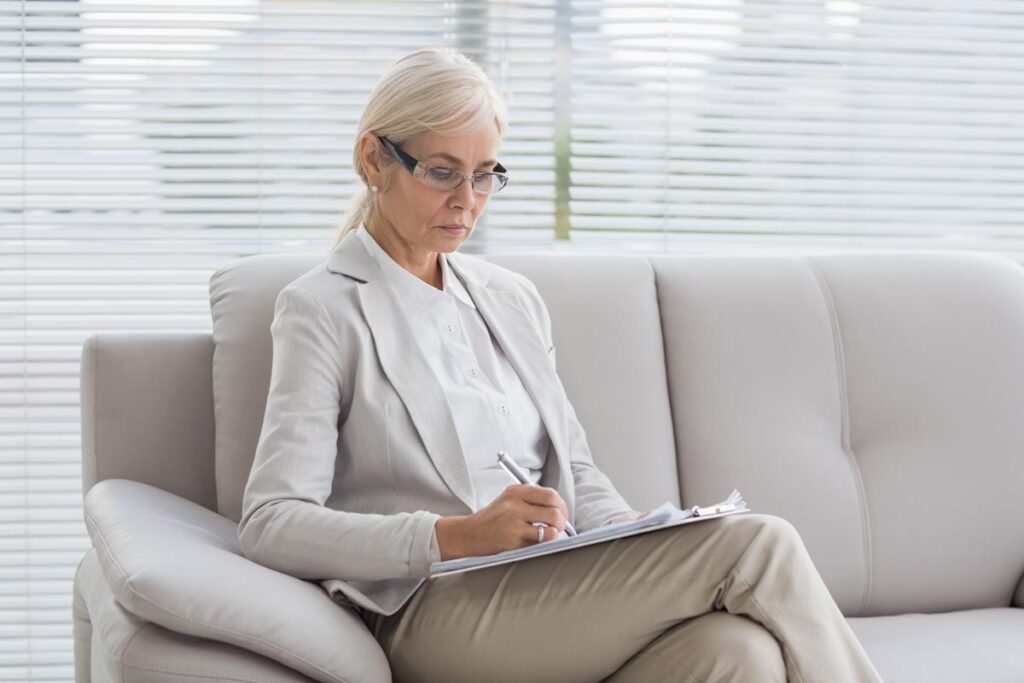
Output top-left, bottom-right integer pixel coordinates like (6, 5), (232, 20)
(429, 489), (749, 577)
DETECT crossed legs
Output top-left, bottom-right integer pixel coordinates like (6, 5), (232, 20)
(371, 513), (882, 683)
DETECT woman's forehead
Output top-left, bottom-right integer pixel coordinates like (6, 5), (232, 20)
(411, 129), (500, 167)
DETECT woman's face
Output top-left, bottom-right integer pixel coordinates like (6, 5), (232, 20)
(362, 124), (501, 261)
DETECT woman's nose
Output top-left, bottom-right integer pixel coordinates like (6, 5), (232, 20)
(450, 175), (477, 210)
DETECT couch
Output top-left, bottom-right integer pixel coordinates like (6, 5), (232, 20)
(74, 248), (1024, 682)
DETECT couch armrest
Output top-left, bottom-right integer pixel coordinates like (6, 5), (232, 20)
(1015, 573), (1024, 608)
(83, 478), (390, 683)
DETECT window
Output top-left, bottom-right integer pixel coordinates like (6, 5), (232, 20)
(4, 0), (1023, 676)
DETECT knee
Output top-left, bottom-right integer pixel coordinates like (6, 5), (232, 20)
(701, 611), (787, 682)
(730, 512), (803, 549)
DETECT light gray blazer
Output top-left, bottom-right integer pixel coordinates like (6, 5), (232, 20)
(237, 230), (634, 616)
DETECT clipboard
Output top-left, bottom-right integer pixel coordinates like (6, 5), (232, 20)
(429, 489), (749, 577)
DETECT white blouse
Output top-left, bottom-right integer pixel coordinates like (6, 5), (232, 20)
(355, 223), (555, 561)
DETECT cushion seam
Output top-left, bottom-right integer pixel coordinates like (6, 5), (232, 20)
(83, 506), (157, 667)
(803, 257), (873, 617)
(119, 622), (154, 680)
(209, 267), (229, 520)
(645, 256), (684, 506)
(79, 554), (182, 670)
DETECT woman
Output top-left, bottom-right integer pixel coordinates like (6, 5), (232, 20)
(238, 47), (884, 683)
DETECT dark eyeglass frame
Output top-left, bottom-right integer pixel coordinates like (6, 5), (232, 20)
(376, 135), (509, 194)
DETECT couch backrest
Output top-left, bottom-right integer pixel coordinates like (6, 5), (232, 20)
(651, 251), (1024, 616)
(208, 251), (682, 525)
(109, 246), (1024, 618)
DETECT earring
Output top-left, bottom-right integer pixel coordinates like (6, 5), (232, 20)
(370, 185), (379, 192)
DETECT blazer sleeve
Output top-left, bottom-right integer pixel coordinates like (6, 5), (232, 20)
(237, 283), (442, 581)
(517, 277), (637, 531)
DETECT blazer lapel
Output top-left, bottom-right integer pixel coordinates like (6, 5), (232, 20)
(326, 234), (475, 512)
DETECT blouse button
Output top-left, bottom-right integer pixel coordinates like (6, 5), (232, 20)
(499, 405), (509, 415)
(445, 324), (455, 334)
(470, 368), (478, 377)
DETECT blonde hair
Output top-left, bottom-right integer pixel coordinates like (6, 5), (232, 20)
(331, 47), (510, 250)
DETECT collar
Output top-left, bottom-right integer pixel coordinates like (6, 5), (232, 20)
(353, 223), (478, 316)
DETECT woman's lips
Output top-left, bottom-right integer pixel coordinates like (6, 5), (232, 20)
(439, 225), (466, 234)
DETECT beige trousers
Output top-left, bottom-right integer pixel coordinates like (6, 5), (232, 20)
(364, 513), (884, 683)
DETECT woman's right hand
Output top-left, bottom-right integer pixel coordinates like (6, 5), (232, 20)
(436, 484), (570, 560)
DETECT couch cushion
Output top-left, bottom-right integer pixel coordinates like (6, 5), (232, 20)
(849, 608), (1024, 683)
(76, 547), (313, 683)
(653, 251), (1024, 616)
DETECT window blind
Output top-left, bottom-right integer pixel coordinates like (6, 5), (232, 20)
(567, 0), (1024, 256)
(1, 1), (553, 677)
(5, 0), (1024, 677)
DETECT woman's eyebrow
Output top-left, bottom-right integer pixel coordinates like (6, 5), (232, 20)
(426, 151), (497, 169)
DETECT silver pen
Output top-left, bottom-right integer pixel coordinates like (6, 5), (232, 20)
(496, 450), (577, 536)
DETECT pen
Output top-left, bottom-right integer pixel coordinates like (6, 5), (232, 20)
(496, 450), (577, 536)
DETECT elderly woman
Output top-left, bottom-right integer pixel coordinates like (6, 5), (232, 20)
(238, 47), (883, 683)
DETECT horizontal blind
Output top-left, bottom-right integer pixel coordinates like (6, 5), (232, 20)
(6, 0), (1024, 677)
(568, 0), (1024, 257)
(0, 1), (553, 678)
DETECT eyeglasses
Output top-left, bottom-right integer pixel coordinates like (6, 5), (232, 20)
(376, 135), (509, 195)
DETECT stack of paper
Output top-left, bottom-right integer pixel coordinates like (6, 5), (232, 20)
(429, 489), (749, 577)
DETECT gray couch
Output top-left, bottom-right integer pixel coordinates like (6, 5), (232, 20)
(74, 249), (1024, 682)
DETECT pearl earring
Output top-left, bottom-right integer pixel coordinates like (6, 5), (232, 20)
(370, 185), (378, 192)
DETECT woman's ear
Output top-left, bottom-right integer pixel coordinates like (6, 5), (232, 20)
(358, 133), (384, 188)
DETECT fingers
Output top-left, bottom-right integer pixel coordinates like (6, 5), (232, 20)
(512, 484), (570, 525)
